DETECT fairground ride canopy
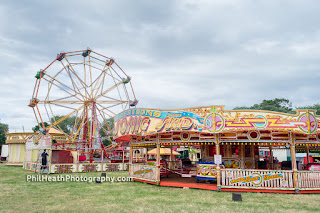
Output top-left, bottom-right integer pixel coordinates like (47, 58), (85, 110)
(113, 106), (320, 144)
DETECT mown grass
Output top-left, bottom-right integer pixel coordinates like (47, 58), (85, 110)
(1, 163), (320, 212)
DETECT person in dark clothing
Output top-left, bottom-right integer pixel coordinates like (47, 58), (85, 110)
(41, 149), (49, 168)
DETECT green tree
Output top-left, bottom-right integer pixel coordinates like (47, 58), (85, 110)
(233, 98), (295, 114)
(297, 104), (320, 115)
(50, 115), (77, 134)
(0, 123), (8, 148)
(32, 122), (49, 132)
(33, 116), (78, 134)
(100, 118), (114, 146)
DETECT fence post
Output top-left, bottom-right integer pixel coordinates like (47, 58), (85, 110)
(290, 133), (299, 193)
(129, 136), (132, 177)
(156, 134), (161, 186)
(215, 135), (221, 191)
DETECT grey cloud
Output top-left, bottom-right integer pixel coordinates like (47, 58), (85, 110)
(1, 0), (320, 131)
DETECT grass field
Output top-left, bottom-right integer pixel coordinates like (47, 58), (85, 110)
(1, 163), (320, 212)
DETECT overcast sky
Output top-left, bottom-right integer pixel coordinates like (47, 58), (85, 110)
(1, 0), (320, 132)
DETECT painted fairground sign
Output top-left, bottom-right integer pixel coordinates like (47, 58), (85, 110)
(222, 158), (254, 169)
(52, 164), (76, 173)
(133, 167), (153, 176)
(230, 173), (284, 186)
(130, 164), (157, 181)
(197, 163), (219, 178)
(113, 106), (320, 139)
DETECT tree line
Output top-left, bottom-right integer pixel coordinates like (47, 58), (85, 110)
(233, 98), (320, 115)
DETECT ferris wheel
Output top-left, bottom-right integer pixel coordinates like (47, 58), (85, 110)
(28, 49), (137, 145)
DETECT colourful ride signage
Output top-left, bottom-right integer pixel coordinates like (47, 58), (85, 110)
(197, 164), (218, 178)
(230, 173), (284, 186)
(130, 164), (157, 182)
(114, 106), (320, 139)
(133, 168), (153, 176)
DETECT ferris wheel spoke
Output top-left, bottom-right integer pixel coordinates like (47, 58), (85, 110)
(90, 58), (107, 68)
(94, 68), (108, 98)
(70, 109), (82, 137)
(96, 119), (113, 142)
(69, 62), (83, 65)
(67, 66), (91, 94)
(47, 100), (78, 142)
(106, 68), (122, 82)
(42, 76), (83, 102)
(43, 103), (52, 122)
(47, 102), (89, 130)
(84, 63), (122, 82)
(44, 87), (83, 107)
(123, 84), (130, 100)
(51, 66), (65, 80)
(96, 103), (115, 117)
(96, 107), (114, 132)
(95, 80), (125, 101)
(109, 68), (125, 110)
(92, 65), (111, 98)
(51, 120), (73, 141)
(44, 66), (69, 100)
(65, 63), (90, 88)
(57, 131), (73, 141)
(35, 104), (48, 132)
(91, 50), (129, 77)
(110, 66), (124, 80)
(32, 107), (42, 132)
(66, 66), (93, 101)
(46, 102), (79, 110)
(101, 95), (124, 101)
(63, 57), (91, 98)
(90, 55), (107, 64)
(47, 101), (78, 141)
(91, 67), (109, 97)
(95, 100), (129, 104)
(122, 84), (130, 109)
(99, 124), (109, 138)
(32, 78), (39, 100)
(103, 102), (124, 110)
(85, 70), (104, 89)
(45, 94), (81, 102)
(39, 100), (85, 105)
(43, 72), (78, 96)
(71, 106), (90, 143)
(65, 66), (81, 96)
(63, 62), (89, 87)
(45, 77), (54, 106)
(61, 59), (91, 99)
(96, 105), (117, 118)
(83, 56), (87, 89)
(129, 81), (137, 103)
(88, 53), (94, 99)
(88, 68), (104, 88)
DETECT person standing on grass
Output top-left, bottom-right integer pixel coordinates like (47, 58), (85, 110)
(41, 149), (49, 168)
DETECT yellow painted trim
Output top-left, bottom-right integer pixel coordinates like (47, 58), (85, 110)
(307, 110), (311, 133)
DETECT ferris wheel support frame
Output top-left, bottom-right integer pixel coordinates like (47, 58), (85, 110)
(29, 49), (137, 162)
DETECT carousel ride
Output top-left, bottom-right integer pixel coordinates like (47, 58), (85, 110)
(28, 49), (137, 164)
